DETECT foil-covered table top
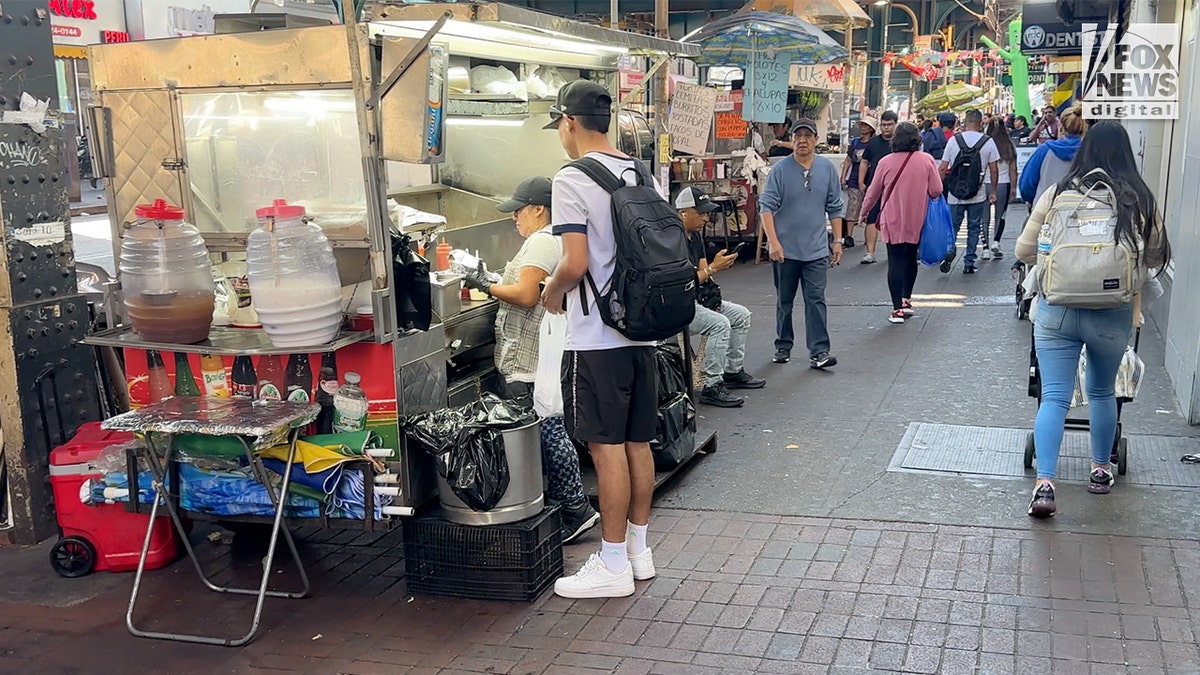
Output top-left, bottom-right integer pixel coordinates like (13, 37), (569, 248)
(102, 398), (320, 440)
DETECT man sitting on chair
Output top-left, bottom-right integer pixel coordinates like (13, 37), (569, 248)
(675, 186), (766, 408)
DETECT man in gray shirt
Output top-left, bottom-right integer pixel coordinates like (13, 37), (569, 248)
(759, 118), (845, 369)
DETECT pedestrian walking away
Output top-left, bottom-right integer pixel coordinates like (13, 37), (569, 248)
(939, 109), (1000, 275)
(840, 117), (876, 249)
(1016, 122), (1171, 519)
(461, 175), (599, 545)
(675, 186), (766, 408)
(858, 122), (943, 324)
(540, 79), (663, 598)
(758, 117), (845, 370)
(858, 110), (898, 264)
(984, 118), (1019, 259)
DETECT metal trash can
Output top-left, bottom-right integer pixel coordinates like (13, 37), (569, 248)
(436, 418), (543, 525)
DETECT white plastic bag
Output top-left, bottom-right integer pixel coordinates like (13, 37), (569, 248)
(533, 312), (567, 418)
(1072, 345), (1143, 407)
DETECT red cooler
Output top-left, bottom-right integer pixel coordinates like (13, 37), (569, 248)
(48, 422), (178, 577)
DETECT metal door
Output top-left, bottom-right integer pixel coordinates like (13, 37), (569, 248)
(90, 90), (188, 233)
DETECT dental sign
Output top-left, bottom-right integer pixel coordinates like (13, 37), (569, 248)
(1081, 23), (1180, 120)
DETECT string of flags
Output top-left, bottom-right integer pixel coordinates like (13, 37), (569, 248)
(879, 49), (1055, 83)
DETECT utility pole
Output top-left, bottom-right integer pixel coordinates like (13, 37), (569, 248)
(655, 0), (669, 177)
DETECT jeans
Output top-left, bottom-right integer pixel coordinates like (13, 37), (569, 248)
(1032, 300), (1135, 480)
(501, 379), (586, 506)
(690, 301), (752, 386)
(950, 201), (987, 266)
(772, 258), (831, 358)
(985, 183), (1012, 244)
(884, 242), (919, 310)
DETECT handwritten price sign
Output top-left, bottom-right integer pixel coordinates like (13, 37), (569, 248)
(668, 83), (718, 156)
(744, 52), (789, 123)
(715, 113), (748, 140)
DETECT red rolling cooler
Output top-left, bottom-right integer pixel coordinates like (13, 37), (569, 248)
(48, 422), (179, 577)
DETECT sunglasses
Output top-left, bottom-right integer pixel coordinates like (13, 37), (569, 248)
(803, 168), (811, 190)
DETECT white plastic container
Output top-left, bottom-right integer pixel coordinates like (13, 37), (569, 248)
(246, 199), (343, 348)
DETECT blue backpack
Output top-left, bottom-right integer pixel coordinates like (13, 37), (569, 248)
(922, 128), (947, 161)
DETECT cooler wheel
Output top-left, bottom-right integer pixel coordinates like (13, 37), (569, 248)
(50, 536), (96, 578)
(1023, 433), (1035, 470)
(1115, 437), (1129, 476)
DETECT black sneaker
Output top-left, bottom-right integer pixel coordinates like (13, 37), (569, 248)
(723, 369), (766, 389)
(700, 383), (744, 408)
(844, 235), (856, 248)
(1027, 482), (1056, 519)
(940, 249), (957, 273)
(560, 501), (600, 544)
(963, 265), (977, 275)
(1088, 467), (1115, 494)
(772, 350), (790, 364)
(810, 353), (837, 370)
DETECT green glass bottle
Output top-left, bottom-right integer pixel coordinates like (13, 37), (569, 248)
(173, 352), (202, 397)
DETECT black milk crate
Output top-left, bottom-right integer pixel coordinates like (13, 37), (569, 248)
(403, 505), (563, 602)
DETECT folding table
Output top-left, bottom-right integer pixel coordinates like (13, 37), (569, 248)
(102, 397), (320, 647)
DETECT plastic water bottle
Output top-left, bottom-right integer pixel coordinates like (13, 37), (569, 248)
(332, 372), (369, 433)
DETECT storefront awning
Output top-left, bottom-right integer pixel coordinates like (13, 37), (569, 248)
(54, 45), (88, 59)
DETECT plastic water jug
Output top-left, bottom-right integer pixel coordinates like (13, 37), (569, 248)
(120, 200), (215, 344)
(246, 199), (342, 348)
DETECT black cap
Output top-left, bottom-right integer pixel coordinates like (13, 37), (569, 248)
(937, 112), (957, 127)
(498, 176), (552, 213)
(790, 118), (818, 136)
(543, 80), (613, 129)
(674, 186), (720, 214)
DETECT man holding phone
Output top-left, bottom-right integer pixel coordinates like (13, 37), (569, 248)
(676, 187), (766, 408)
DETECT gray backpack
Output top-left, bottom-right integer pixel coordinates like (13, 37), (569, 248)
(1036, 170), (1143, 308)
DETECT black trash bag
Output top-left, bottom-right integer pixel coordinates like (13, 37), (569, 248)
(404, 393), (538, 511)
(655, 343), (689, 406)
(651, 394), (696, 469)
(391, 232), (432, 331)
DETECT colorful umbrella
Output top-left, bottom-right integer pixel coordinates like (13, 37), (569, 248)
(912, 82), (985, 113)
(682, 11), (848, 67)
(739, 0), (872, 30)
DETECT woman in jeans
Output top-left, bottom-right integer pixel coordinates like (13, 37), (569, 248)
(982, 119), (1018, 259)
(859, 122), (943, 324)
(1015, 122), (1171, 518)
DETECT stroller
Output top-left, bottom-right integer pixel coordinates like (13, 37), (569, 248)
(1022, 309), (1141, 477)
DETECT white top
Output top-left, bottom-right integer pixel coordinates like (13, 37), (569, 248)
(940, 130), (1001, 204)
(998, 159), (1012, 184)
(551, 152), (661, 351)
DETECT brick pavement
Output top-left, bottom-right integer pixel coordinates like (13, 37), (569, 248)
(3, 507), (1200, 674)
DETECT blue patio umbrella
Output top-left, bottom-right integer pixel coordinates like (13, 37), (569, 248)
(681, 11), (848, 68)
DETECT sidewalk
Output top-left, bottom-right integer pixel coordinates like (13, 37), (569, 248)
(3, 208), (1199, 674)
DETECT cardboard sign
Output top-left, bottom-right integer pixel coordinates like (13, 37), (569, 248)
(715, 89), (743, 113)
(744, 52), (789, 123)
(715, 112), (748, 140)
(668, 83), (718, 156)
(789, 63), (847, 91)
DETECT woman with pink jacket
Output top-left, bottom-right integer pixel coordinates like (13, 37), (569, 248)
(859, 121), (945, 324)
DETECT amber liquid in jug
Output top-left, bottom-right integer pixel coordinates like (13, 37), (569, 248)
(126, 290), (215, 344)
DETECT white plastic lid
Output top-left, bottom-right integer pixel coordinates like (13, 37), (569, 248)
(354, 305), (373, 316)
(345, 371), (361, 384)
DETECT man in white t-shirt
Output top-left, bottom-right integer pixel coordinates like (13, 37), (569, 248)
(540, 80), (659, 599)
(939, 109), (1000, 274)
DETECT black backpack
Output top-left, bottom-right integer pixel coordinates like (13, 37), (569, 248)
(945, 134), (990, 200)
(569, 157), (697, 342)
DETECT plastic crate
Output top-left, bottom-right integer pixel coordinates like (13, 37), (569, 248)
(403, 505), (563, 602)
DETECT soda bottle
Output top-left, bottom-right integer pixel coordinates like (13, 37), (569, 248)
(314, 352), (339, 434)
(146, 350), (172, 403)
(257, 354), (286, 400)
(199, 353), (231, 398)
(173, 352), (202, 397)
(285, 354), (313, 403)
(231, 355), (257, 399)
(332, 372), (369, 433)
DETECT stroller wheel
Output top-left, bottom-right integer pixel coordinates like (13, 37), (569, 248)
(1023, 433), (1036, 469)
(1115, 437), (1129, 476)
(50, 536), (96, 578)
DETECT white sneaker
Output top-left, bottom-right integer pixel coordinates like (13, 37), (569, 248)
(991, 245), (1004, 258)
(554, 553), (635, 599)
(980, 248), (993, 261)
(628, 547), (656, 580)
(860, 253), (877, 264)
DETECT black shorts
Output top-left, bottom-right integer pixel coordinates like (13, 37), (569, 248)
(866, 203), (881, 224)
(561, 346), (658, 445)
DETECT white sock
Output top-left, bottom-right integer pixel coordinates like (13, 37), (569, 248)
(626, 521), (648, 555)
(600, 540), (628, 573)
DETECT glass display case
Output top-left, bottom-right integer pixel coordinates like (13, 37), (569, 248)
(181, 90), (369, 245)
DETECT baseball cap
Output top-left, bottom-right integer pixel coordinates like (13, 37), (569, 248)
(858, 116), (878, 132)
(790, 118), (818, 136)
(674, 186), (721, 213)
(543, 80), (613, 129)
(937, 112), (957, 127)
(497, 176), (552, 213)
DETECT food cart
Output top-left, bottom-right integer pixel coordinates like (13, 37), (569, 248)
(78, 3), (709, 644)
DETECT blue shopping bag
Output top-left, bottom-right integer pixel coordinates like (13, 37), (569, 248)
(919, 196), (954, 266)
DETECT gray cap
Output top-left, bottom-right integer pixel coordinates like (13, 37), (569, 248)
(498, 176), (553, 213)
(790, 118), (819, 135)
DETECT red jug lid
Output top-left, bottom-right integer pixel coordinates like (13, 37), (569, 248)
(134, 199), (185, 220)
(255, 199), (306, 219)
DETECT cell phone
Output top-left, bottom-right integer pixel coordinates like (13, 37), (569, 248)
(729, 242), (748, 255)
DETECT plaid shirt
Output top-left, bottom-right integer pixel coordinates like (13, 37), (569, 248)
(494, 228), (560, 382)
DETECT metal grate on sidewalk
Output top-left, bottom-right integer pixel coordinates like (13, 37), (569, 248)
(889, 422), (1200, 487)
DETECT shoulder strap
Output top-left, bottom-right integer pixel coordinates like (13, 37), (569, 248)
(955, 134), (967, 151)
(970, 135), (989, 152)
(568, 156), (624, 195)
(880, 152), (915, 212)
